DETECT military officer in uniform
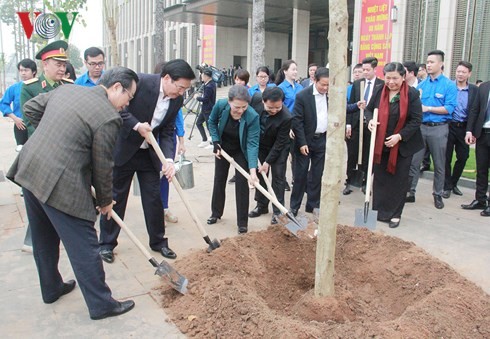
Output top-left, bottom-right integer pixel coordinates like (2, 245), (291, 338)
(19, 40), (73, 251)
(21, 40), (73, 137)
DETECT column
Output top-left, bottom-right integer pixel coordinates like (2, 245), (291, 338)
(246, 17), (252, 73)
(291, 8), (310, 76)
(390, 0), (408, 62)
(436, 0), (458, 78)
(351, 0), (362, 66)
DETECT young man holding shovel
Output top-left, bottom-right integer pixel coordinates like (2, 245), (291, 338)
(248, 86), (292, 224)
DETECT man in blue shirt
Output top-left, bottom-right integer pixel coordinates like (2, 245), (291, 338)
(407, 50), (458, 209)
(0, 59), (37, 151)
(75, 47), (105, 87)
(442, 61), (477, 199)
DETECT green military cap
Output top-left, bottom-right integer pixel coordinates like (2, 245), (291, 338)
(35, 40), (69, 61)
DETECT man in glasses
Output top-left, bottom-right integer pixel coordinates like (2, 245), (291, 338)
(75, 47), (105, 87)
(99, 59), (196, 263)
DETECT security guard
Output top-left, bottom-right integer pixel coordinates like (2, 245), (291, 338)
(19, 40), (73, 252)
(21, 40), (73, 137)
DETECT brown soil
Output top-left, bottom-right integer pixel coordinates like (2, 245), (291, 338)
(157, 225), (490, 338)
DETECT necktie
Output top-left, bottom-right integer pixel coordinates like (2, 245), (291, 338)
(364, 81), (371, 102)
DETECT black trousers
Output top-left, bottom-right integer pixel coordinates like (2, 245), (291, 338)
(23, 188), (118, 318)
(475, 132), (490, 203)
(255, 148), (288, 215)
(373, 152), (413, 221)
(444, 123), (470, 190)
(290, 133), (326, 212)
(14, 125), (28, 145)
(211, 149), (249, 227)
(99, 149), (167, 251)
(196, 111), (211, 142)
(346, 125), (371, 184)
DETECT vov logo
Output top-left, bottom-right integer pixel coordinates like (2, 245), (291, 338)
(17, 12), (79, 40)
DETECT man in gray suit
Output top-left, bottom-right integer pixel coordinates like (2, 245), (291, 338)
(7, 67), (139, 320)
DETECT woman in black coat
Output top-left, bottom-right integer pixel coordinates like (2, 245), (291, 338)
(366, 62), (424, 228)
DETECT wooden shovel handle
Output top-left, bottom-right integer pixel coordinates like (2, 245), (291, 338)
(220, 148), (288, 214)
(91, 188), (153, 260)
(364, 108), (378, 203)
(358, 81), (365, 165)
(147, 133), (210, 238)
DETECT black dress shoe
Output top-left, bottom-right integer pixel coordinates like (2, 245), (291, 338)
(44, 280), (77, 304)
(388, 219), (400, 228)
(461, 200), (487, 210)
(228, 175), (236, 184)
(442, 190), (451, 199)
(284, 181), (291, 191)
(452, 186), (463, 196)
(207, 216), (220, 224)
(289, 208), (298, 217)
(159, 246), (177, 259)
(405, 194), (415, 203)
(248, 206), (268, 218)
(238, 226), (248, 234)
(271, 214), (279, 225)
(434, 195), (444, 209)
(420, 164), (430, 172)
(343, 185), (353, 195)
(481, 207), (490, 216)
(100, 249), (114, 263)
(90, 300), (135, 320)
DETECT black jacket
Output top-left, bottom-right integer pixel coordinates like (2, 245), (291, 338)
(196, 80), (217, 113)
(347, 77), (384, 129)
(365, 85), (424, 158)
(467, 81), (490, 139)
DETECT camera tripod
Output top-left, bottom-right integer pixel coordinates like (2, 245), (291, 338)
(183, 83), (205, 140)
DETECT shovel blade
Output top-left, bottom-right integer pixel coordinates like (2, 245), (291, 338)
(154, 260), (189, 294)
(350, 169), (365, 188)
(354, 208), (377, 230)
(274, 213), (309, 237)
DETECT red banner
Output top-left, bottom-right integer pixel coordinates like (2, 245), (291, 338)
(359, 0), (394, 78)
(201, 25), (216, 66)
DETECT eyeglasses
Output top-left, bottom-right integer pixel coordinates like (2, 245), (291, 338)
(87, 62), (105, 67)
(123, 87), (134, 100)
(256, 75), (269, 79)
(171, 79), (189, 91)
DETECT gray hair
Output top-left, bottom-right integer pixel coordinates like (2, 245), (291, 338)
(228, 84), (251, 102)
(99, 66), (139, 89)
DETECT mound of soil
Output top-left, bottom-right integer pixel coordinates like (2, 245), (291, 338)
(158, 225), (490, 338)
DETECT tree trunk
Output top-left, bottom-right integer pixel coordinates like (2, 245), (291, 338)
(103, 0), (120, 66)
(154, 0), (165, 64)
(251, 0), (265, 79)
(314, 0), (349, 297)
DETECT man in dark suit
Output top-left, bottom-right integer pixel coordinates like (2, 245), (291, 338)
(99, 59), (195, 263)
(462, 80), (490, 215)
(7, 67), (139, 320)
(344, 57), (384, 194)
(300, 63), (318, 88)
(443, 61), (478, 198)
(248, 87), (292, 224)
(289, 67), (329, 216)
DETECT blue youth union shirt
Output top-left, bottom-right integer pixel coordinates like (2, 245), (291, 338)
(417, 74), (457, 123)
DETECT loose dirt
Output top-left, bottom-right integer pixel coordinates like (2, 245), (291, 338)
(158, 225), (490, 338)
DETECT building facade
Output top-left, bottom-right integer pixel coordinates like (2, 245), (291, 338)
(103, 0), (489, 82)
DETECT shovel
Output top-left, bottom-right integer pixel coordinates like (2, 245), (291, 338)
(354, 108), (378, 230)
(350, 81), (366, 188)
(91, 188), (188, 294)
(219, 148), (310, 237)
(147, 133), (220, 252)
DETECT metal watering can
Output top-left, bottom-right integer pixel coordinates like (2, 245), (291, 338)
(174, 154), (194, 189)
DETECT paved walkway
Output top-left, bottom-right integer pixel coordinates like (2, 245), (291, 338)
(1, 86), (488, 337)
